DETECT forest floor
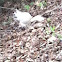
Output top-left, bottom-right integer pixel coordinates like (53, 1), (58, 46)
(0, 0), (62, 62)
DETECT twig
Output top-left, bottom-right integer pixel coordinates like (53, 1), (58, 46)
(0, 6), (15, 10)
(47, 3), (55, 10)
(41, 6), (61, 16)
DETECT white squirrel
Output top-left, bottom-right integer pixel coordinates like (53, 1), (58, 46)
(13, 9), (32, 27)
(13, 9), (45, 27)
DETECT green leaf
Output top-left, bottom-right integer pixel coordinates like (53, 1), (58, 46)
(38, 2), (43, 7)
(47, 18), (51, 22)
(50, 26), (55, 32)
(30, 2), (34, 6)
(24, 5), (30, 10)
(42, 1), (47, 7)
(57, 34), (62, 40)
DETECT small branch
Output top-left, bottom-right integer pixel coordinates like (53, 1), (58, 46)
(0, 6), (15, 10)
(42, 6), (61, 16)
(47, 3), (55, 10)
